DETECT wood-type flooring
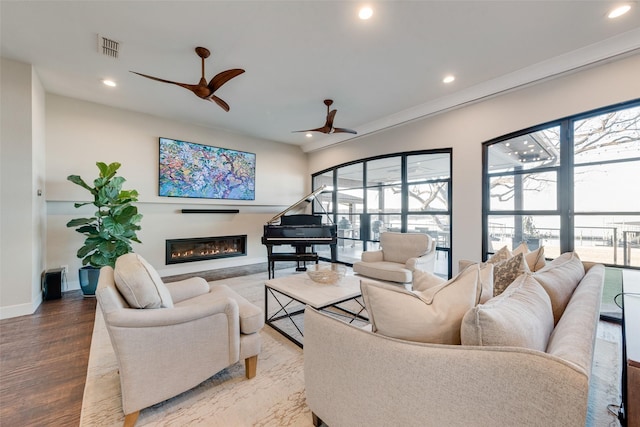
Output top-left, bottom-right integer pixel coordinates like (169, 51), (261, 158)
(0, 291), (96, 426)
(0, 262), (278, 426)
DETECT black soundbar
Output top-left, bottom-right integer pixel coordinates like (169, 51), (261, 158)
(180, 209), (240, 214)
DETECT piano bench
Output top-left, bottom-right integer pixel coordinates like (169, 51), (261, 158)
(268, 253), (319, 278)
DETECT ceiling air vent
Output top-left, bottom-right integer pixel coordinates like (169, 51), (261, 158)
(97, 34), (120, 58)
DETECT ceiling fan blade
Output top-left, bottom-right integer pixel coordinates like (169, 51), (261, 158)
(326, 109), (337, 129)
(208, 95), (230, 112)
(292, 126), (331, 134)
(130, 71), (209, 96)
(333, 127), (358, 135)
(208, 69), (245, 93)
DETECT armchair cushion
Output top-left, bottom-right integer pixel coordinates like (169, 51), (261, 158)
(360, 264), (485, 344)
(165, 277), (210, 303)
(361, 250), (384, 263)
(114, 253), (174, 309)
(354, 261), (413, 283)
(380, 232), (432, 264)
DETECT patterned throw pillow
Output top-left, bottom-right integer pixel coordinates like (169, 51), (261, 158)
(492, 252), (530, 296)
(487, 246), (512, 264)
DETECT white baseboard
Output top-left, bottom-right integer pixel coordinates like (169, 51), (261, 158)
(0, 296), (40, 320)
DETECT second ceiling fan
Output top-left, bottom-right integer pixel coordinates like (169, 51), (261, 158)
(130, 46), (244, 112)
(294, 99), (357, 135)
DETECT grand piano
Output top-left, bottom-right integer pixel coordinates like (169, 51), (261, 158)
(262, 186), (337, 279)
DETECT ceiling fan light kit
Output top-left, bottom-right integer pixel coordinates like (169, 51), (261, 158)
(130, 46), (245, 112)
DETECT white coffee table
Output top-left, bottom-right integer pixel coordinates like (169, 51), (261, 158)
(265, 273), (368, 347)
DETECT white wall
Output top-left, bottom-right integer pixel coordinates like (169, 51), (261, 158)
(308, 53), (640, 271)
(45, 94), (308, 287)
(2, 52), (638, 319)
(0, 58), (47, 319)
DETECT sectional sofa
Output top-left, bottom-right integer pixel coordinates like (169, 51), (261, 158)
(304, 252), (605, 426)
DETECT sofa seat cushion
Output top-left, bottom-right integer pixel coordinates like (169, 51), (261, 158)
(532, 251), (585, 324)
(461, 274), (554, 351)
(360, 264), (484, 344)
(353, 261), (412, 283)
(114, 253), (174, 309)
(209, 284), (264, 334)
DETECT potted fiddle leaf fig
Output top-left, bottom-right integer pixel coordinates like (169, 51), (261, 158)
(66, 162), (143, 296)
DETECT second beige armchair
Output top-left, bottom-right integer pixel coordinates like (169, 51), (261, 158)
(353, 232), (436, 283)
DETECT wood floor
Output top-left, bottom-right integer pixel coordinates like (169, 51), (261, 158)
(0, 291), (96, 426)
(0, 263), (275, 426)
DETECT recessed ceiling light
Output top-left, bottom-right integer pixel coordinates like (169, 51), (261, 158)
(608, 4), (631, 18)
(359, 6), (373, 20)
(306, 133), (313, 138)
(443, 75), (455, 84)
(102, 79), (116, 87)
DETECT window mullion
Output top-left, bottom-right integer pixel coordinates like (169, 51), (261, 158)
(559, 119), (573, 253)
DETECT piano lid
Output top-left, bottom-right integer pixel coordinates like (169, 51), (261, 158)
(267, 185), (329, 225)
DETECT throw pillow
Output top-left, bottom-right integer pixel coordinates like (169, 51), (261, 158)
(411, 269), (446, 292)
(492, 252), (530, 296)
(511, 242), (529, 256)
(460, 274), (554, 351)
(360, 264), (484, 344)
(486, 245), (512, 264)
(532, 251), (585, 324)
(114, 253), (174, 309)
(525, 246), (546, 272)
(450, 262), (495, 303)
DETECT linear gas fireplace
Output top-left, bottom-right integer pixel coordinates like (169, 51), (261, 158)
(166, 235), (247, 264)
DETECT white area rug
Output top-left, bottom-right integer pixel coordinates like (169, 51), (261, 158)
(80, 270), (622, 426)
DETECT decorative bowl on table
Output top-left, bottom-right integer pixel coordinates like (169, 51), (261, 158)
(306, 264), (347, 284)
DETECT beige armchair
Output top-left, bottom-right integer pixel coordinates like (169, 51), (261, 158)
(353, 232), (436, 283)
(95, 253), (263, 426)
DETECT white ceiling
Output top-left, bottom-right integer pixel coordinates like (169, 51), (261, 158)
(2, 1), (639, 153)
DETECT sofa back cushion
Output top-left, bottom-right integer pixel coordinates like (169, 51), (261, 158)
(460, 274), (554, 351)
(532, 251), (585, 324)
(380, 232), (431, 264)
(361, 263), (485, 344)
(114, 253), (174, 309)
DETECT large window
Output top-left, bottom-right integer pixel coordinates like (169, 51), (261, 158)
(483, 100), (640, 268)
(312, 149), (452, 278)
